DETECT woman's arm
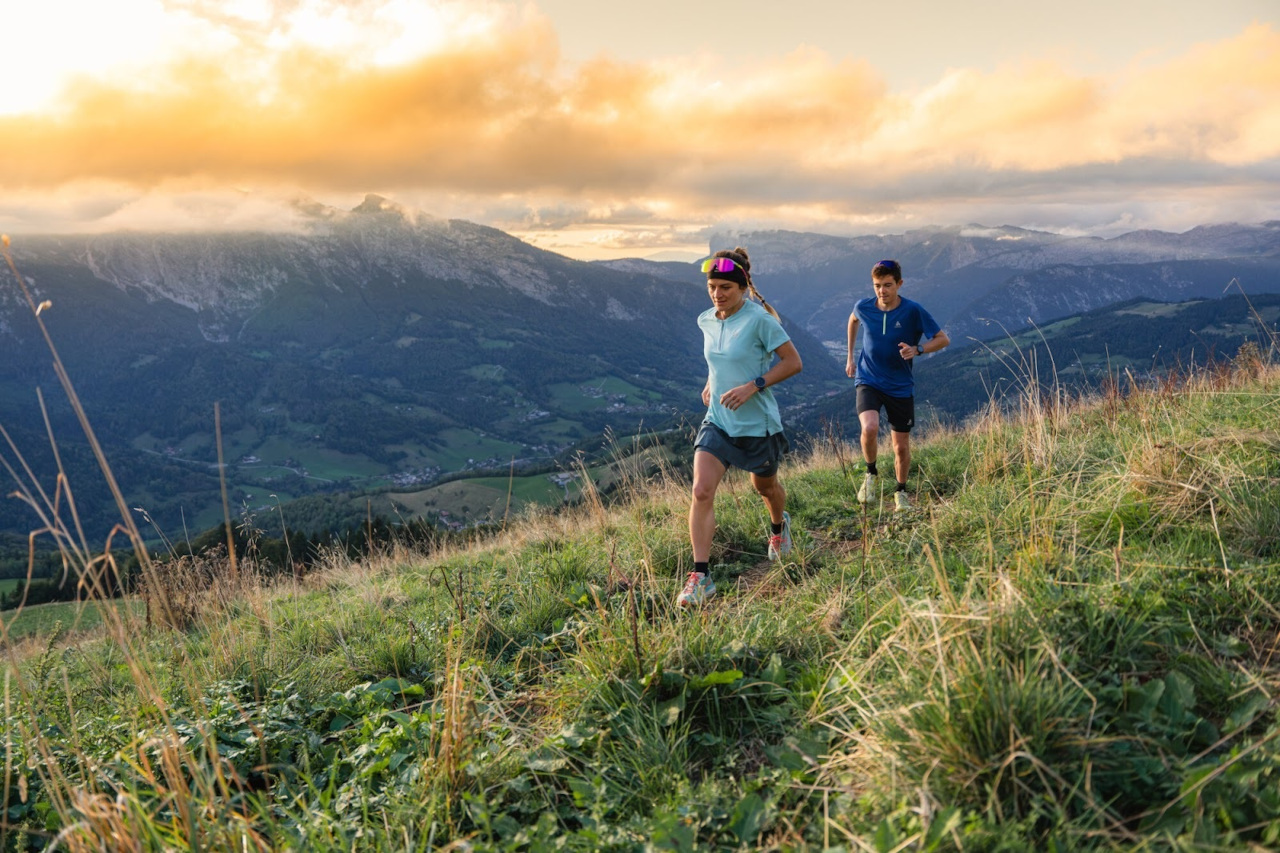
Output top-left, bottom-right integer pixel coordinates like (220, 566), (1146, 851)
(717, 341), (803, 411)
(765, 341), (803, 385)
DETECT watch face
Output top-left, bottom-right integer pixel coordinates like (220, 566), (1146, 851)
(755, 377), (766, 389)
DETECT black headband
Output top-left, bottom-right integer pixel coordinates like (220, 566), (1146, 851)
(707, 255), (749, 288)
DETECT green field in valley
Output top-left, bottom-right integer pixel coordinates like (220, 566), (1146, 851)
(383, 442), (680, 524)
(1, 597), (146, 644)
(546, 375), (655, 414)
(387, 471), (577, 524)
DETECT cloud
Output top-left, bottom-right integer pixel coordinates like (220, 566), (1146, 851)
(1, 4), (1278, 249)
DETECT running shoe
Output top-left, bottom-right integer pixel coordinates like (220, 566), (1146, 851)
(768, 511), (793, 560)
(676, 572), (716, 607)
(894, 490), (912, 512)
(857, 473), (878, 504)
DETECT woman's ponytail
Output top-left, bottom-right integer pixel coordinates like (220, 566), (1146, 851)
(731, 246), (782, 322)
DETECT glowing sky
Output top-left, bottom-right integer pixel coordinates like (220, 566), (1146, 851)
(1, 0), (1278, 258)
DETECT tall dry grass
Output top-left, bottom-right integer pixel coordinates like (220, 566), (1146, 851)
(3, 222), (1278, 850)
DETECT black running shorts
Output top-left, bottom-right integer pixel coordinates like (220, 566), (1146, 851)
(856, 384), (915, 433)
(693, 421), (790, 478)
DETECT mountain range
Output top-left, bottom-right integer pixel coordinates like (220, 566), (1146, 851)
(2, 200), (1278, 553)
(693, 222), (1280, 347)
(0, 195), (840, 543)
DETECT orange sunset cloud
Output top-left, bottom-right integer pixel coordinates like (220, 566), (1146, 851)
(1, 2), (1278, 255)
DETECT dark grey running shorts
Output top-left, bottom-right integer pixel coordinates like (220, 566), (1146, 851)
(856, 384), (915, 432)
(694, 421), (790, 478)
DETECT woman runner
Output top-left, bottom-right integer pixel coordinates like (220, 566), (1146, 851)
(679, 247), (803, 607)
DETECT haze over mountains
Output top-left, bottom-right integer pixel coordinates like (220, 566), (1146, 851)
(696, 222), (1280, 347)
(1, 196), (1278, 547)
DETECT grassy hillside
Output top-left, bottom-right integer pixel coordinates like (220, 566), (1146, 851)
(798, 291), (1280, 436)
(2, 358), (1279, 850)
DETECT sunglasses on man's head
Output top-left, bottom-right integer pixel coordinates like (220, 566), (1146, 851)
(875, 259), (901, 272)
(701, 257), (742, 274)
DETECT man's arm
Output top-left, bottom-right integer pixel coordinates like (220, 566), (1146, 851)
(923, 330), (950, 353)
(899, 329), (951, 361)
(845, 312), (860, 378)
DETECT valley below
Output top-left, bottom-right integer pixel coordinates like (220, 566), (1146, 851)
(2, 203), (1278, 570)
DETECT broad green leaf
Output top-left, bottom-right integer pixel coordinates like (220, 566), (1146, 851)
(568, 777), (595, 806)
(760, 654), (785, 685)
(873, 818), (899, 852)
(1180, 765), (1215, 811)
(524, 753), (568, 772)
(690, 669), (743, 690)
(1225, 691), (1270, 733)
(658, 693), (686, 726)
(922, 807), (962, 851)
(1160, 671), (1196, 721)
(728, 792), (766, 842)
(556, 723), (600, 748)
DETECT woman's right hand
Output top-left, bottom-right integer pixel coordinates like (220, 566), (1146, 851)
(701, 384), (711, 406)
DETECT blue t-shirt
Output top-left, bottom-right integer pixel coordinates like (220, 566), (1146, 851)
(698, 300), (791, 437)
(852, 296), (942, 397)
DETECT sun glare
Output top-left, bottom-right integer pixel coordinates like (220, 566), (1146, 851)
(264, 0), (504, 68)
(0, 0), (234, 116)
(0, 0), (505, 117)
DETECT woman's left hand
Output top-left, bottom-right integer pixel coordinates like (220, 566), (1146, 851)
(719, 383), (757, 411)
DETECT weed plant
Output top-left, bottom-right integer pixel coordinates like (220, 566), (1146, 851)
(3, 233), (1280, 850)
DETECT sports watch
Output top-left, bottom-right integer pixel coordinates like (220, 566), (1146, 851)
(916, 345), (924, 355)
(754, 376), (767, 390)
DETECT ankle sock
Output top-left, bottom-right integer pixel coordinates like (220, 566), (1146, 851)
(694, 561), (709, 576)
(897, 482), (907, 492)
(770, 522), (783, 535)
(866, 462), (878, 476)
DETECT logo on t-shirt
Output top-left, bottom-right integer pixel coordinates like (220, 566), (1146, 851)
(894, 321), (902, 329)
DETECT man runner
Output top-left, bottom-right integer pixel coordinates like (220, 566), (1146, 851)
(845, 259), (950, 511)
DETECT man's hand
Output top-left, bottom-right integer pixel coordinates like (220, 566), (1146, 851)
(898, 341), (919, 361)
(845, 357), (855, 378)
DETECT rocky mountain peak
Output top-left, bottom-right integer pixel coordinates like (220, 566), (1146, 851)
(352, 193), (399, 215)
